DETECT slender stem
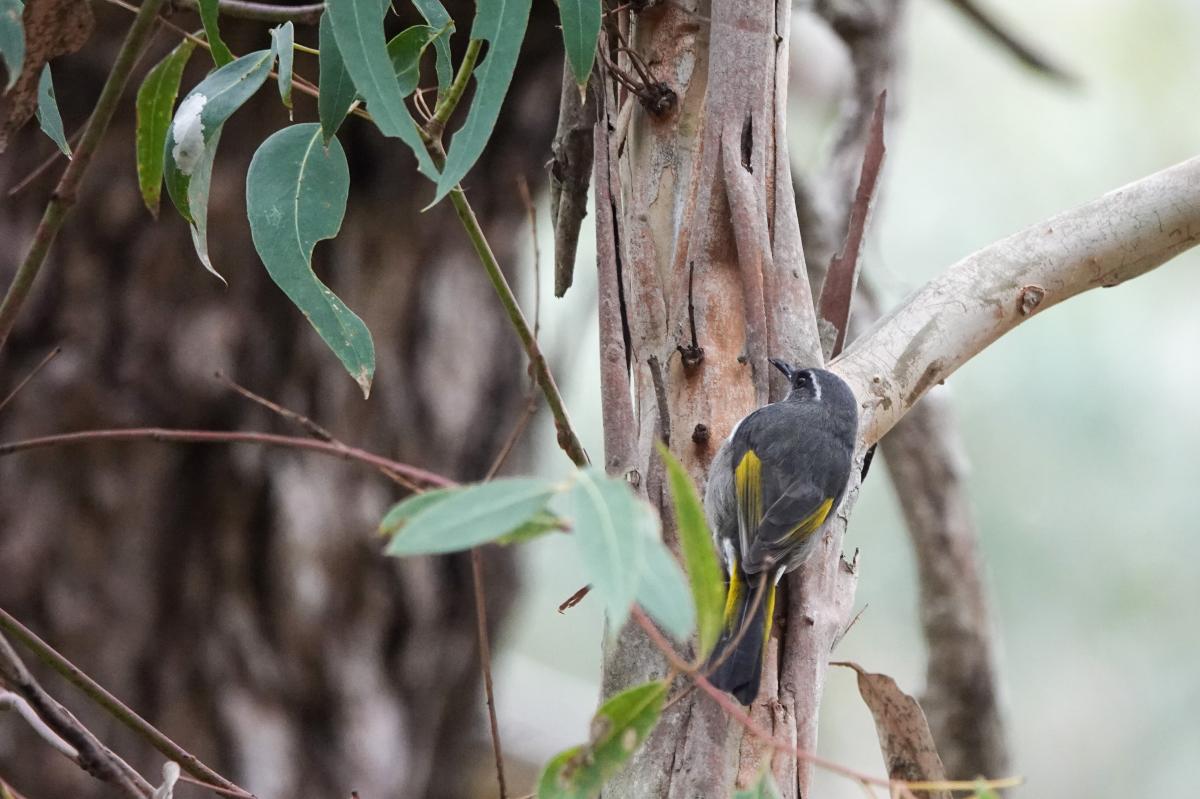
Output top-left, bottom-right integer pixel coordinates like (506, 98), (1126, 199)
(428, 38), (482, 137)
(0, 610), (252, 798)
(0, 346), (60, 415)
(0, 428), (454, 488)
(0, 0), (167, 352)
(469, 550), (509, 799)
(173, 0), (325, 24)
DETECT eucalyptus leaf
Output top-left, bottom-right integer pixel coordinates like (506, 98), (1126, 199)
(0, 0), (24, 92)
(379, 488), (455, 536)
(386, 24), (443, 97)
(197, 0), (234, 66)
(385, 477), (561, 556)
(657, 443), (724, 658)
(536, 680), (668, 799)
(246, 123), (375, 395)
(163, 48), (275, 279)
(135, 38), (195, 216)
(325, 0), (437, 179)
(317, 11), (356, 143)
(409, 0), (453, 92)
(558, 0), (600, 89)
(271, 21), (294, 110)
(33, 63), (69, 156)
(496, 509), (565, 545)
(432, 0), (531, 203)
(568, 468), (645, 629)
(634, 516), (695, 643)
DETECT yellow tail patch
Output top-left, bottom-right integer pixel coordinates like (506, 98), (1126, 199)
(722, 562), (743, 633)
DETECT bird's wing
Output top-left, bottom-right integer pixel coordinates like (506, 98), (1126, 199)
(745, 476), (834, 570)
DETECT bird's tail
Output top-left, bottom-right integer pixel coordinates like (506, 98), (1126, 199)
(705, 567), (776, 705)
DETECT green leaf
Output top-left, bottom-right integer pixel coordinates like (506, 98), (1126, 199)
(536, 680), (668, 799)
(384, 477), (561, 556)
(317, 11), (357, 143)
(271, 21), (294, 110)
(379, 488), (455, 536)
(386, 24), (442, 97)
(197, 0), (235, 67)
(163, 48), (275, 279)
(410, 0), (453, 91)
(0, 0), (23, 92)
(634, 516), (695, 643)
(558, 0), (600, 89)
(432, 0), (531, 203)
(496, 509), (565, 545)
(732, 770), (783, 799)
(657, 443), (725, 658)
(246, 124), (375, 396)
(135, 38), (196, 217)
(33, 63), (69, 157)
(325, 0), (438, 179)
(568, 468), (645, 629)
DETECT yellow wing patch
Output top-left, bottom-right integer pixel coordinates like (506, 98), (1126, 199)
(785, 497), (833, 542)
(734, 449), (763, 539)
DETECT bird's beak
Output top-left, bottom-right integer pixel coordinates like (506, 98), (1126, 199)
(768, 357), (793, 379)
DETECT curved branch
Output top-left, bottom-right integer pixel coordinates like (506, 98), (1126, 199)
(836, 154), (1200, 445)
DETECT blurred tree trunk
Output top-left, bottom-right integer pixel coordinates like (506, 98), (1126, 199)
(0, 4), (560, 797)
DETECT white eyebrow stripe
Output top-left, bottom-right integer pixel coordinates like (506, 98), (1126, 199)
(810, 371), (822, 401)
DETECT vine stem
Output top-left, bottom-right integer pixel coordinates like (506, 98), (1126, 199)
(0, 0), (168, 352)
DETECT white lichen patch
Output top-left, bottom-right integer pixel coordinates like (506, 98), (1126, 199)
(171, 93), (208, 176)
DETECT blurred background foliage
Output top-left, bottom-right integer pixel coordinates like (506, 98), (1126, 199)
(498, 0), (1200, 796)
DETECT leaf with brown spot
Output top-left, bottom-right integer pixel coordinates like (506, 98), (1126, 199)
(0, 0), (92, 151)
(836, 661), (951, 799)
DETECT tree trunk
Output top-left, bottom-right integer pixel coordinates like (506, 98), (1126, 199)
(0, 5), (560, 797)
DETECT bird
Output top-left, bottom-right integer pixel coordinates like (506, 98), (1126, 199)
(702, 358), (860, 705)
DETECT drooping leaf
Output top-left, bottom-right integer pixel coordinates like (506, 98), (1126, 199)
(163, 47), (275, 279)
(432, 0), (531, 203)
(317, 11), (356, 143)
(379, 487), (456, 536)
(568, 468), (645, 629)
(633, 509), (695, 643)
(837, 661), (951, 799)
(184, 126), (222, 280)
(135, 38), (195, 216)
(325, 0), (437, 179)
(657, 443), (724, 658)
(386, 24), (443, 97)
(409, 0), (453, 91)
(33, 63), (68, 156)
(732, 770), (783, 799)
(246, 124), (375, 396)
(0, 0), (23, 92)
(197, 0), (234, 66)
(536, 680), (668, 799)
(271, 21), (294, 110)
(385, 477), (561, 556)
(558, 0), (600, 90)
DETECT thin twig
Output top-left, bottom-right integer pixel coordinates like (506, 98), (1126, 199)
(469, 551), (508, 799)
(0, 428), (453, 487)
(0, 690), (80, 761)
(557, 584), (591, 613)
(428, 39), (482, 138)
(515, 175), (541, 340)
(0, 634), (151, 798)
(942, 0), (1075, 82)
(0, 613), (253, 798)
(6, 129), (83, 197)
(213, 371), (333, 441)
(0, 0), (168, 352)
(173, 0), (325, 24)
(0, 346), (60, 415)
